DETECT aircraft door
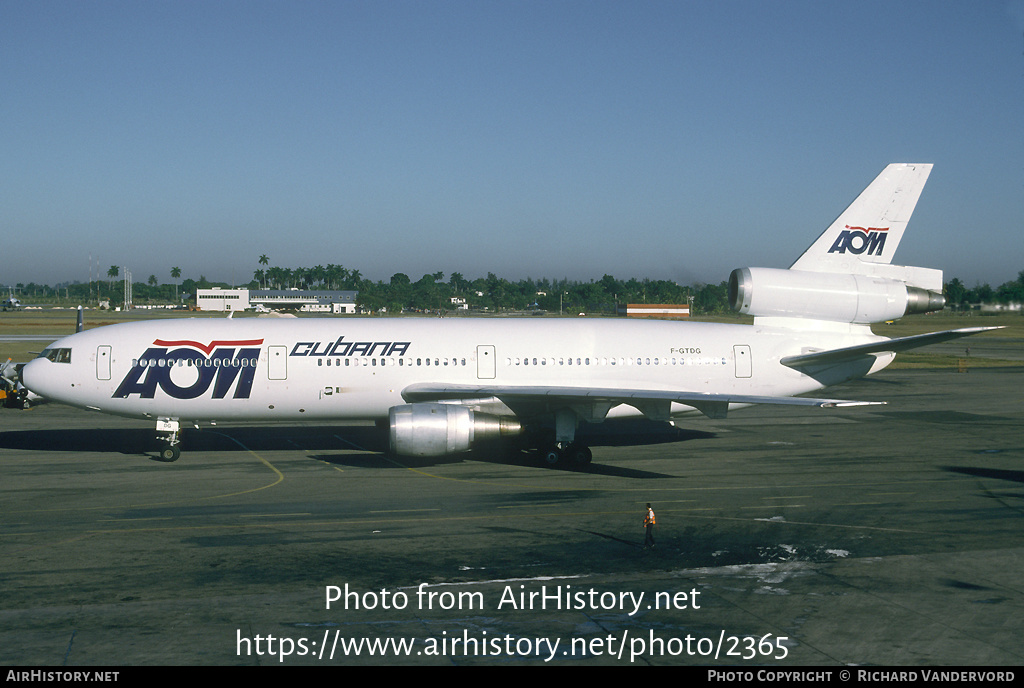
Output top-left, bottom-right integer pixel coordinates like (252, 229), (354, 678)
(268, 345), (288, 380)
(96, 345), (111, 380)
(733, 345), (752, 378)
(476, 345), (496, 379)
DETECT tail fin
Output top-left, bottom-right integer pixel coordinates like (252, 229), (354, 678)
(790, 163), (933, 276)
(730, 163), (944, 323)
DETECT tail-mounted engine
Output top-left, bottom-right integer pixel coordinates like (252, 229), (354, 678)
(389, 403), (523, 457)
(729, 267), (944, 324)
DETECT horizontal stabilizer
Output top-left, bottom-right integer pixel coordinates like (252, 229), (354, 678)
(781, 327), (1002, 369)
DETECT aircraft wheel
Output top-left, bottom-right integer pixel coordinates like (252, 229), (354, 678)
(159, 445), (181, 462)
(567, 444), (592, 466)
(541, 448), (562, 466)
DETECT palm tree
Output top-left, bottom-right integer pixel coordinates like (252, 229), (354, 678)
(107, 266), (119, 293)
(293, 267), (309, 289)
(170, 267), (181, 302)
(258, 254), (269, 288)
(267, 267), (283, 290)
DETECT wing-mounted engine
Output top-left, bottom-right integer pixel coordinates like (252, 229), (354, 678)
(388, 403), (523, 457)
(728, 267), (944, 324)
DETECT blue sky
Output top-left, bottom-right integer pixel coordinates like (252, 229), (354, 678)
(4, 0), (1023, 289)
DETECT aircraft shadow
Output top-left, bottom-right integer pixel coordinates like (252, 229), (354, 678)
(470, 449), (681, 479)
(0, 427), (161, 456)
(315, 443), (684, 479)
(0, 420), (713, 475)
(575, 419), (715, 447)
(0, 425), (386, 460)
(942, 465), (1024, 484)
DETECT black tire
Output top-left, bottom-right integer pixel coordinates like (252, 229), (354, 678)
(541, 448), (561, 466)
(568, 444), (592, 466)
(159, 445), (181, 462)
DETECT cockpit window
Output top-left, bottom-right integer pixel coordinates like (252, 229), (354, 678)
(39, 348), (72, 363)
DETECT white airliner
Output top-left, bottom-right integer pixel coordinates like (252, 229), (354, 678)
(22, 164), (995, 463)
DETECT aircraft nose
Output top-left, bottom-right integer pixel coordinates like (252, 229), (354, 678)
(20, 358), (47, 396)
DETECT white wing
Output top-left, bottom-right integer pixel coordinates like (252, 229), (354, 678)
(402, 383), (881, 421)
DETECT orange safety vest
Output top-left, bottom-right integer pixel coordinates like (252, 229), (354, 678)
(645, 508), (655, 526)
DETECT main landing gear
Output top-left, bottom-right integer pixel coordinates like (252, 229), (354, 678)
(539, 442), (592, 467)
(156, 418), (182, 462)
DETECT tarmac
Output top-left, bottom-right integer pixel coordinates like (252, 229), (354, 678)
(1, 363), (1022, 666)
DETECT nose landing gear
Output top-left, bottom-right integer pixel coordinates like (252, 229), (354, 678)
(156, 418), (181, 462)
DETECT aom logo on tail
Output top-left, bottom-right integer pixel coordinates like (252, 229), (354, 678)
(113, 339), (264, 400)
(829, 226), (889, 256)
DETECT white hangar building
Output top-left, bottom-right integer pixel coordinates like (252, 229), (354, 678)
(196, 288), (358, 313)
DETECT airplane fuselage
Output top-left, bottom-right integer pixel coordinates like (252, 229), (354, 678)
(22, 316), (885, 425)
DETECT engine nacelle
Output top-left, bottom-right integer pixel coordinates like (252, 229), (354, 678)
(389, 403), (523, 457)
(729, 267), (944, 324)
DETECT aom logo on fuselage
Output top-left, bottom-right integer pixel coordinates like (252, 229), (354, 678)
(113, 339), (264, 400)
(828, 225), (889, 256)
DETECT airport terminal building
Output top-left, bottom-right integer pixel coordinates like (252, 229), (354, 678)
(196, 288), (358, 313)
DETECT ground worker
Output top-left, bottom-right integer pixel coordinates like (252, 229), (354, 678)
(644, 503), (656, 549)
